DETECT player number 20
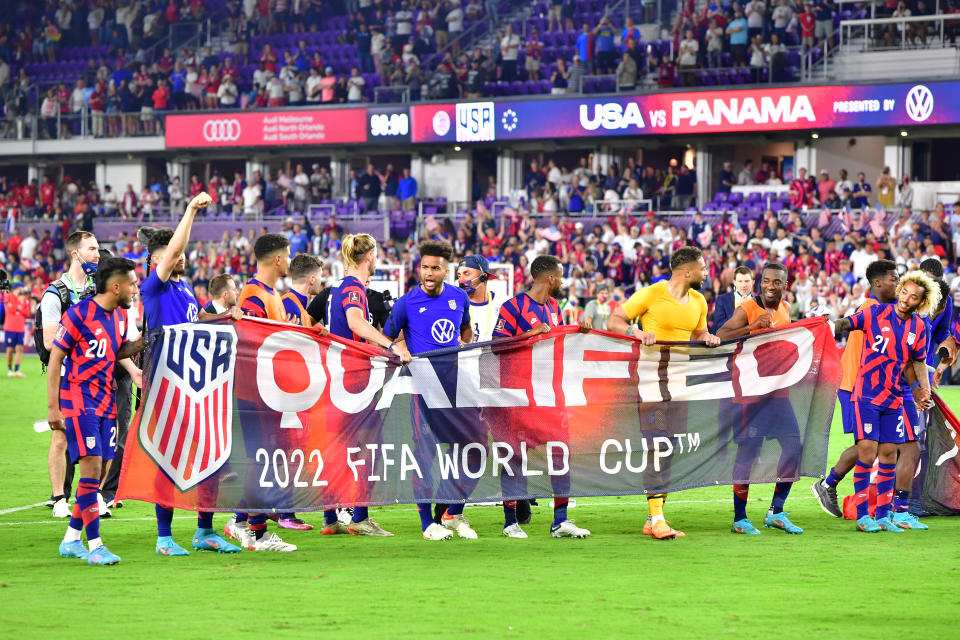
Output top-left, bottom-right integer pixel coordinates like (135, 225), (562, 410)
(870, 335), (889, 354)
(84, 338), (107, 358)
(255, 448), (327, 489)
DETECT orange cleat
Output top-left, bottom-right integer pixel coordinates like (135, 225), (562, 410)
(650, 520), (685, 539)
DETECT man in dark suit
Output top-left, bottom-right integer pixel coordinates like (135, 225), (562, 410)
(202, 273), (239, 315)
(712, 266), (755, 333)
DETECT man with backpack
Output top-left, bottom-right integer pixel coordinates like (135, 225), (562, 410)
(36, 231), (100, 518)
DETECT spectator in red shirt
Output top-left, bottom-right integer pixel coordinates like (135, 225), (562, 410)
(188, 174), (204, 198)
(789, 167), (812, 210)
(260, 43), (278, 73)
(799, 4), (816, 51)
(3, 284), (31, 376)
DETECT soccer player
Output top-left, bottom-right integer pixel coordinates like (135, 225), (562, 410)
(492, 254), (591, 539)
(39, 231), (100, 517)
(140, 192), (243, 556)
(273, 253), (325, 531)
(458, 255), (501, 343)
(833, 271), (937, 532)
(4, 281), (31, 376)
(716, 263), (803, 535)
(225, 233), (307, 551)
(383, 240), (473, 540)
(48, 257), (144, 565)
(322, 233), (410, 536)
(607, 246), (721, 539)
(811, 260), (932, 529)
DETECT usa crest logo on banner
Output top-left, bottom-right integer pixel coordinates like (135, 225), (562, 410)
(138, 324), (238, 492)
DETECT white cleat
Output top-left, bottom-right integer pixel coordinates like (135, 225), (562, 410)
(422, 522), (454, 541)
(97, 493), (112, 518)
(443, 514), (478, 539)
(550, 520), (591, 538)
(252, 532), (297, 552)
(52, 498), (71, 519)
(224, 516), (251, 545)
(502, 523), (528, 539)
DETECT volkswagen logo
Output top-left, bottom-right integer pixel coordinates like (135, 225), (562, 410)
(905, 85), (933, 123)
(430, 318), (456, 344)
(202, 119), (241, 142)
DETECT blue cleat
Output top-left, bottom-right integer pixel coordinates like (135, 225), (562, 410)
(892, 512), (928, 530)
(731, 518), (761, 535)
(875, 516), (904, 533)
(156, 536), (190, 556)
(87, 545), (121, 565)
(192, 529), (242, 553)
(763, 512), (803, 534)
(856, 515), (882, 532)
(59, 540), (90, 560)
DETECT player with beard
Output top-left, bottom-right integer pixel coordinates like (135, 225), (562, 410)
(383, 241), (473, 540)
(717, 263), (804, 535)
(458, 255), (501, 343)
(319, 234), (411, 536)
(49, 257), (145, 565)
(140, 193), (243, 557)
(833, 271), (936, 532)
(607, 246), (721, 539)
(491, 255), (591, 539)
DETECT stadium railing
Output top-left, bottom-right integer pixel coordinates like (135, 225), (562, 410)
(839, 13), (960, 52)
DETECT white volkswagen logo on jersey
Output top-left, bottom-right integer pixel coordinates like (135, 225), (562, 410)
(431, 318), (456, 344)
(905, 85), (933, 122)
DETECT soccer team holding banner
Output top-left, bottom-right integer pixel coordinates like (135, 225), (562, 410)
(44, 195), (958, 565)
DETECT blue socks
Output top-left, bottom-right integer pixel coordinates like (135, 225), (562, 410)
(77, 478), (100, 542)
(323, 509), (338, 526)
(552, 498), (569, 526)
(417, 503), (434, 531)
(197, 511), (213, 530)
(503, 500), (518, 526)
(352, 507), (368, 523)
(894, 489), (910, 513)
(770, 482), (792, 514)
(824, 468), (843, 488)
(156, 505), (173, 537)
(853, 460), (872, 520)
(733, 484), (749, 521)
(234, 512), (248, 523)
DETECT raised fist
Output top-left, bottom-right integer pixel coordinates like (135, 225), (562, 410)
(188, 192), (213, 211)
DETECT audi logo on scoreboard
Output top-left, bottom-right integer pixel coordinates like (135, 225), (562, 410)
(202, 119), (242, 142)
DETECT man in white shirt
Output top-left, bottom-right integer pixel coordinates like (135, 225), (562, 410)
(770, 227), (793, 255)
(218, 75), (239, 107)
(396, 2), (414, 38)
(347, 68), (365, 103)
(293, 164), (311, 211)
(745, 0), (766, 38)
(447, 0), (465, 36)
(677, 29), (699, 86)
(242, 182), (262, 218)
(457, 255), (501, 342)
(500, 25), (521, 81)
(849, 241), (875, 280)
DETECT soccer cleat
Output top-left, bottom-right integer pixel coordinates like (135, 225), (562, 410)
(650, 519), (683, 540)
(550, 520), (591, 538)
(224, 515), (249, 542)
(278, 517), (314, 531)
(892, 512), (929, 530)
(442, 514), (478, 539)
(731, 518), (762, 535)
(422, 522), (454, 541)
(320, 520), (351, 535)
(252, 532), (297, 552)
(192, 530), (242, 553)
(156, 536), (190, 556)
(337, 508), (354, 525)
(875, 516), (904, 533)
(856, 515), (882, 533)
(52, 498), (71, 519)
(45, 495), (58, 507)
(106, 498), (123, 509)
(502, 523), (528, 539)
(97, 493), (111, 519)
(59, 540), (90, 560)
(348, 518), (394, 536)
(87, 545), (121, 565)
(642, 518), (653, 535)
(811, 480), (843, 518)
(13, 371), (25, 378)
(763, 512), (803, 534)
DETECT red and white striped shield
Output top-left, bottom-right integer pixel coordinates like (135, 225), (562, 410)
(138, 324), (238, 492)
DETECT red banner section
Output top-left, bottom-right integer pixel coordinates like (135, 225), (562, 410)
(118, 318), (841, 512)
(164, 109), (368, 148)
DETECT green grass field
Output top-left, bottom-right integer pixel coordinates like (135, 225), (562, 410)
(2, 355), (959, 638)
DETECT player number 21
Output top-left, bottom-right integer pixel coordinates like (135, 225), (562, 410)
(871, 335), (889, 354)
(84, 338), (107, 358)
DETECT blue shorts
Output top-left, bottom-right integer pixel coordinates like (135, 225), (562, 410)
(852, 401), (905, 444)
(4, 331), (24, 348)
(901, 394), (919, 442)
(838, 389), (855, 434)
(65, 412), (117, 463)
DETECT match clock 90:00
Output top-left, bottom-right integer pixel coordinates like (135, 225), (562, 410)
(368, 111), (410, 138)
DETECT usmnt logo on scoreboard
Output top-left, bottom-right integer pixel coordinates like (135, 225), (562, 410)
(139, 325), (238, 491)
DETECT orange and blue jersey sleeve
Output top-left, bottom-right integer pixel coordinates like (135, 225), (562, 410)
(493, 299), (520, 337)
(282, 297), (303, 324)
(847, 305), (870, 332)
(953, 318), (960, 342)
(53, 305), (81, 353)
(909, 316), (928, 362)
(240, 295), (267, 318)
(341, 281), (367, 313)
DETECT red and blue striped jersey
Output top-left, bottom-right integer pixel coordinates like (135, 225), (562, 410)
(493, 292), (562, 338)
(53, 298), (127, 418)
(327, 276), (368, 342)
(848, 303), (927, 410)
